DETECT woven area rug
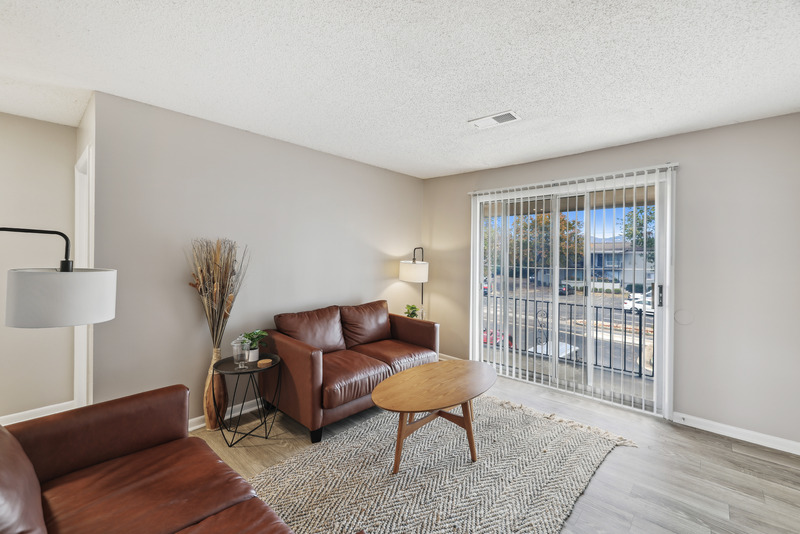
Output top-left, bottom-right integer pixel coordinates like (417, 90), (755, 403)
(250, 396), (634, 534)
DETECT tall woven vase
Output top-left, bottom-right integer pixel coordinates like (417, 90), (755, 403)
(203, 347), (228, 430)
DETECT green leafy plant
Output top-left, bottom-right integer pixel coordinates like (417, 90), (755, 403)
(404, 304), (419, 319)
(242, 329), (269, 350)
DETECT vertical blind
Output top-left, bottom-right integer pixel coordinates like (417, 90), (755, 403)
(469, 164), (677, 414)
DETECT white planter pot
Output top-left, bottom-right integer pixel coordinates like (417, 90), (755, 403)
(248, 348), (260, 362)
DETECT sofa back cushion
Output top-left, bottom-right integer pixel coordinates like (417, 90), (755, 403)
(274, 305), (346, 353)
(0, 425), (46, 534)
(340, 300), (392, 348)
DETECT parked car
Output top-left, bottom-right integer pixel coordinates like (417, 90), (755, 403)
(558, 283), (575, 295)
(482, 277), (488, 296)
(636, 296), (655, 315)
(483, 329), (513, 349)
(623, 296), (635, 310)
(624, 292), (654, 315)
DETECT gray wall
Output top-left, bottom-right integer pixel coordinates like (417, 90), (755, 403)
(422, 113), (800, 443)
(91, 94), (424, 417)
(0, 112), (76, 414)
(4, 96), (798, 447)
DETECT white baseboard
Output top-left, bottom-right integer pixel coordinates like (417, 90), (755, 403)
(188, 415), (206, 431)
(672, 412), (800, 456)
(0, 400), (79, 426)
(188, 398), (261, 432)
(439, 353), (461, 360)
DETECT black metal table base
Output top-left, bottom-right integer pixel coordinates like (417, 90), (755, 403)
(212, 360), (282, 447)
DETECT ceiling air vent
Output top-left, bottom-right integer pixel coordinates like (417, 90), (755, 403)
(468, 110), (521, 129)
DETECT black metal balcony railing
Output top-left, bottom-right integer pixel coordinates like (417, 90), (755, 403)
(481, 295), (654, 378)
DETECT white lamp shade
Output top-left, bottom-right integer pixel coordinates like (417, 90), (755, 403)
(399, 261), (429, 283)
(5, 268), (117, 327)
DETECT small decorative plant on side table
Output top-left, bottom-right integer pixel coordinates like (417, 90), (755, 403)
(242, 329), (269, 362)
(404, 304), (419, 318)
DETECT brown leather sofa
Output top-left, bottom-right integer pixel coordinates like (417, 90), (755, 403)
(0, 385), (293, 534)
(261, 300), (439, 443)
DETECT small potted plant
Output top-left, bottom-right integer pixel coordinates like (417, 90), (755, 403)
(404, 304), (419, 319)
(242, 329), (269, 362)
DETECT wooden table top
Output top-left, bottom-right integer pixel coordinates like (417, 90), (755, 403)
(372, 360), (496, 413)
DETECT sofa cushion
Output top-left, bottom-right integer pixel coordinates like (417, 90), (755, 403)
(176, 496), (293, 533)
(322, 350), (392, 409)
(41, 437), (254, 534)
(340, 300), (392, 349)
(350, 339), (438, 374)
(274, 305), (346, 353)
(0, 425), (46, 534)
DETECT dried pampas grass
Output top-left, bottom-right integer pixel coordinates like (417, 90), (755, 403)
(189, 238), (249, 348)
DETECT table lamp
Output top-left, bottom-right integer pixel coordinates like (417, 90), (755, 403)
(399, 247), (428, 319)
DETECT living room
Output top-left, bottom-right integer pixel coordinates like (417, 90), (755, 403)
(2, 2), (799, 533)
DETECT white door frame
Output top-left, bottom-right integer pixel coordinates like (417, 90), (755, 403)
(0, 146), (95, 425)
(73, 145), (95, 406)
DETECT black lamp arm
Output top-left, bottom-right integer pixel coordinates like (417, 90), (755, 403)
(411, 246), (424, 263)
(0, 227), (73, 272)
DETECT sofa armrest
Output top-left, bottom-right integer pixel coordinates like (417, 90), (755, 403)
(389, 314), (439, 354)
(263, 330), (324, 432)
(7, 384), (189, 484)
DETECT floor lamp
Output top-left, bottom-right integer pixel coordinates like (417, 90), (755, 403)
(399, 247), (429, 319)
(1, 227), (116, 328)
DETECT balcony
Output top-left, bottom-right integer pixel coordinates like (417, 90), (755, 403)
(480, 291), (655, 410)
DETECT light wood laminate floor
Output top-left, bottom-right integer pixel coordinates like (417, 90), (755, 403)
(192, 377), (800, 533)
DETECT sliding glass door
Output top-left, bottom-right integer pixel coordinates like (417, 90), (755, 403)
(470, 165), (675, 415)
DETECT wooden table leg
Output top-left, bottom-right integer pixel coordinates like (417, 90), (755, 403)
(391, 404), (480, 473)
(393, 412), (409, 474)
(462, 401), (477, 462)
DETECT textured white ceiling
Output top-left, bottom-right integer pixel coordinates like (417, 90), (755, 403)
(1, 1), (799, 178)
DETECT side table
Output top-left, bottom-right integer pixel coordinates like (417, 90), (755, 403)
(212, 355), (282, 447)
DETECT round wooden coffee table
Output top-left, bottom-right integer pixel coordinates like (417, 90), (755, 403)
(371, 359), (496, 474)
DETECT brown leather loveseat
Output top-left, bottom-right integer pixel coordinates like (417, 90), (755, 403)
(0, 385), (293, 534)
(261, 300), (438, 442)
